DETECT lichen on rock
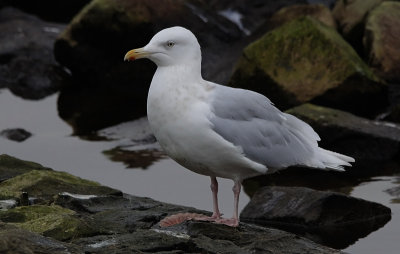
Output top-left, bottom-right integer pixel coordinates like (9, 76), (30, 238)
(0, 205), (96, 241)
(0, 169), (121, 202)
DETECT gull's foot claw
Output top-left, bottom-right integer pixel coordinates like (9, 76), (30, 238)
(214, 217), (239, 227)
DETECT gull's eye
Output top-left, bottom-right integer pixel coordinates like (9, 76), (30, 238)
(166, 40), (175, 48)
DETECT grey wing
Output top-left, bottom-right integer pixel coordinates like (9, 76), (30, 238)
(209, 84), (321, 170)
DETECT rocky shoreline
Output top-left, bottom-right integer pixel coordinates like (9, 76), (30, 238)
(0, 154), (391, 253)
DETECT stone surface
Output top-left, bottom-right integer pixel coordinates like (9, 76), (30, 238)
(0, 222), (81, 254)
(363, 1), (400, 82)
(0, 128), (32, 142)
(286, 103), (400, 161)
(332, 0), (384, 54)
(241, 186), (391, 249)
(230, 16), (387, 117)
(269, 4), (336, 30)
(0, 168), (121, 203)
(385, 103), (400, 124)
(0, 205), (98, 241)
(0, 7), (67, 99)
(0, 154), (343, 253)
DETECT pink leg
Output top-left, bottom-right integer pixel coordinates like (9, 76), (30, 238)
(210, 176), (222, 219)
(160, 178), (242, 227)
(215, 180), (241, 227)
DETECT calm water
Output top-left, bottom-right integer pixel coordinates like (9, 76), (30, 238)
(0, 89), (399, 253)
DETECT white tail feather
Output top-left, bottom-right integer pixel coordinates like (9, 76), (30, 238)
(317, 148), (355, 171)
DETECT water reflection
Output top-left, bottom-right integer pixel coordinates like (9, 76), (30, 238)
(385, 176), (400, 203)
(257, 214), (391, 249)
(103, 147), (166, 169)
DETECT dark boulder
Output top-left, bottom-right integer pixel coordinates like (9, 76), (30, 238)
(241, 186), (391, 249)
(286, 103), (400, 162)
(0, 128), (31, 142)
(0, 8), (68, 100)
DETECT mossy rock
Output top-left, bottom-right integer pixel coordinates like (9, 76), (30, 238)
(230, 16), (387, 117)
(332, 0), (385, 52)
(0, 205), (97, 241)
(363, 1), (400, 81)
(0, 169), (121, 202)
(0, 154), (51, 183)
(269, 4), (336, 30)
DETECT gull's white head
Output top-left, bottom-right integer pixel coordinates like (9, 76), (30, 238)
(124, 26), (201, 67)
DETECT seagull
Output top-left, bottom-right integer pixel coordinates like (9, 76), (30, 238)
(124, 26), (354, 227)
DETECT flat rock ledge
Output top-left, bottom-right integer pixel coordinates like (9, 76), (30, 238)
(241, 186), (391, 249)
(0, 154), (341, 254)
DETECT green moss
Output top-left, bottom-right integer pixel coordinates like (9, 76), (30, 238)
(0, 169), (104, 200)
(0, 154), (49, 171)
(0, 155), (52, 195)
(285, 103), (358, 127)
(0, 205), (95, 241)
(238, 17), (378, 102)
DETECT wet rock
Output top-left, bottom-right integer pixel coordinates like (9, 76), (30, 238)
(269, 4), (336, 30)
(0, 7), (68, 100)
(0, 0), (91, 22)
(0, 154), (51, 183)
(0, 154), (342, 253)
(241, 186), (391, 249)
(230, 16), (387, 117)
(0, 222), (81, 254)
(71, 221), (340, 254)
(54, 193), (160, 214)
(0, 169), (121, 203)
(0, 205), (99, 241)
(385, 103), (400, 124)
(0, 128), (31, 142)
(363, 1), (400, 82)
(332, 0), (385, 55)
(286, 103), (400, 161)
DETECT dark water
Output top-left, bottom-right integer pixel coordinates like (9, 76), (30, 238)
(0, 89), (399, 253)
